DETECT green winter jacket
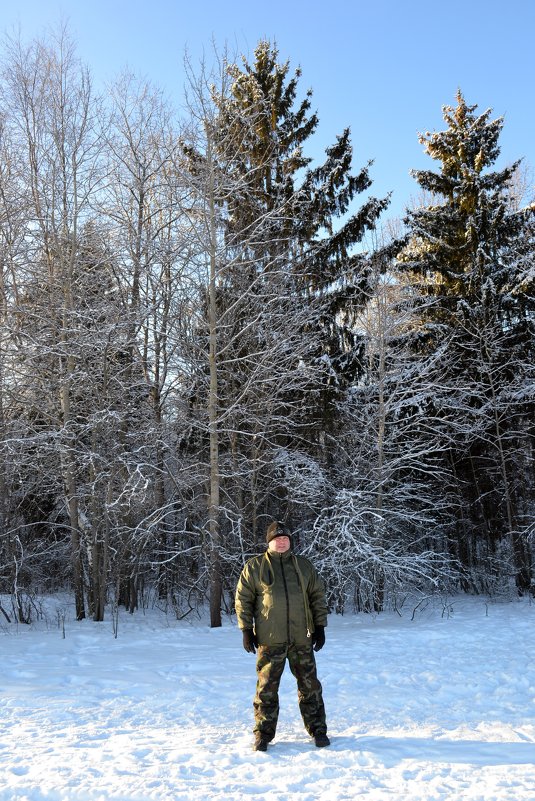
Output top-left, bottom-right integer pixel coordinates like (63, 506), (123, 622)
(235, 549), (328, 647)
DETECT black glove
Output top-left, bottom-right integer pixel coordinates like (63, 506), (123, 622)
(242, 629), (258, 654)
(312, 625), (325, 652)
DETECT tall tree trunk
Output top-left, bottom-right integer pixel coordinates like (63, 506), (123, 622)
(207, 133), (222, 627)
(60, 352), (85, 620)
(485, 349), (532, 592)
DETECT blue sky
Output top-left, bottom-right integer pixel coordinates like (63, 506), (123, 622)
(1, 0), (533, 222)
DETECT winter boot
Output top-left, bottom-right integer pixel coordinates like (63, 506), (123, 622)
(253, 733), (269, 752)
(314, 732), (330, 748)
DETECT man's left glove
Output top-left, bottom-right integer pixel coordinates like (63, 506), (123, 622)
(312, 625), (325, 652)
(242, 629), (258, 654)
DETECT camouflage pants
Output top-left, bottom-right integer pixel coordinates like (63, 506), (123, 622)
(253, 644), (327, 740)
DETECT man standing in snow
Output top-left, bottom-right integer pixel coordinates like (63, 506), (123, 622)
(235, 521), (330, 752)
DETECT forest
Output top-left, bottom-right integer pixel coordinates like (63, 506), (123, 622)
(0, 28), (533, 626)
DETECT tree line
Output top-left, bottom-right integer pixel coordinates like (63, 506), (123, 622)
(0, 29), (533, 625)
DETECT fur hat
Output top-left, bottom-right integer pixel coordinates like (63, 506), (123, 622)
(266, 521), (291, 544)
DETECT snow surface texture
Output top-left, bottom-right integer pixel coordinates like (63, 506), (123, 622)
(1, 597), (535, 801)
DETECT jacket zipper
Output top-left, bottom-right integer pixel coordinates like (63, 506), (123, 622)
(280, 554), (291, 643)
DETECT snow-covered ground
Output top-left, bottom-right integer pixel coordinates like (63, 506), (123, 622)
(1, 596), (535, 801)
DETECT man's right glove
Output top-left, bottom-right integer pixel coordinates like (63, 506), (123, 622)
(242, 629), (258, 654)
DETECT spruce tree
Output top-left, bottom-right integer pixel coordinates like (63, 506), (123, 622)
(211, 39), (390, 469)
(181, 41), (390, 621)
(403, 91), (525, 325)
(401, 91), (535, 593)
